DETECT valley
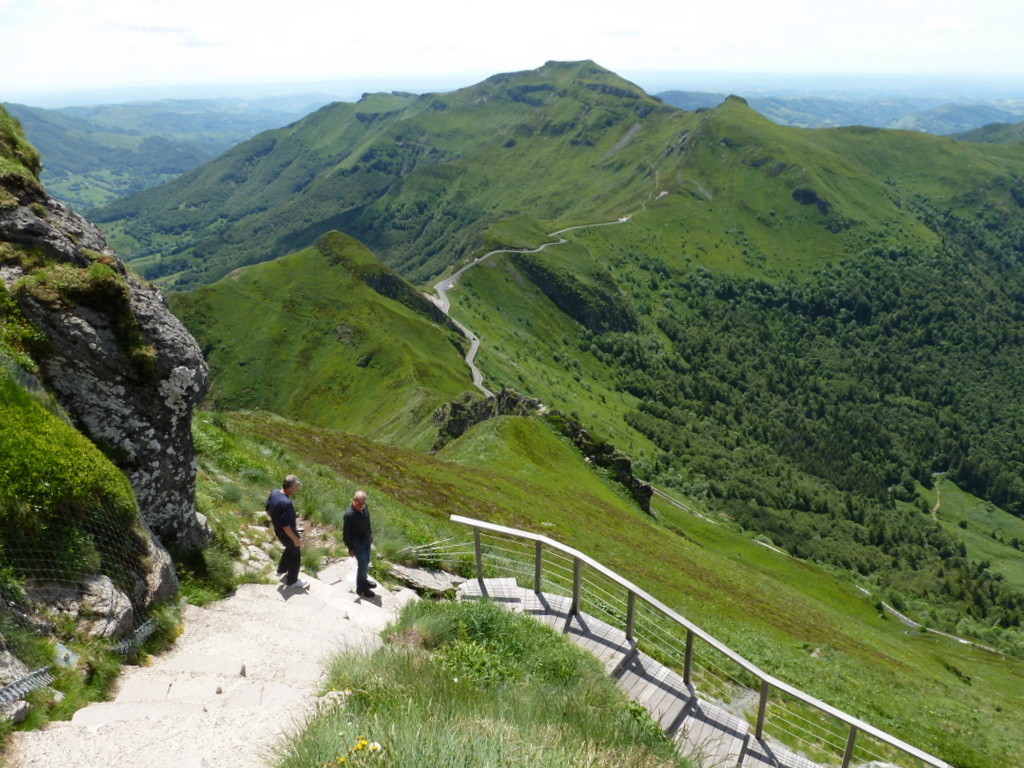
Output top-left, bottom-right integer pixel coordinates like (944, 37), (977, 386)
(5, 59), (1024, 767)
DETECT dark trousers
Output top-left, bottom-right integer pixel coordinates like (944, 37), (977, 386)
(352, 540), (372, 592)
(276, 531), (301, 585)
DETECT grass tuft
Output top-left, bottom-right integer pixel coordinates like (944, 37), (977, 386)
(276, 598), (690, 768)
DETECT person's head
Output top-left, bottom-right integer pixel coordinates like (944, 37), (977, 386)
(352, 490), (367, 510)
(283, 475), (301, 497)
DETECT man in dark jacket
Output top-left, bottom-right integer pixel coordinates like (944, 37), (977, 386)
(342, 490), (375, 598)
(267, 474), (305, 589)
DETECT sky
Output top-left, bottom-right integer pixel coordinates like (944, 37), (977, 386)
(3, 0), (1024, 105)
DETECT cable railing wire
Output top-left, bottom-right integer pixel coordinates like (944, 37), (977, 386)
(451, 515), (951, 768)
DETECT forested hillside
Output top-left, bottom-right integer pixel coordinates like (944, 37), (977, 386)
(955, 119), (1024, 143)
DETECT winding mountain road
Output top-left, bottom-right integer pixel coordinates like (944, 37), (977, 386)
(428, 216), (633, 395)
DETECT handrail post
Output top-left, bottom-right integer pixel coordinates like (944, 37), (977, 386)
(625, 590), (636, 643)
(571, 556), (582, 616)
(683, 629), (694, 685)
(534, 540), (543, 594)
(473, 528), (484, 586)
(447, 515), (952, 768)
(841, 725), (859, 768)
(755, 680), (771, 739)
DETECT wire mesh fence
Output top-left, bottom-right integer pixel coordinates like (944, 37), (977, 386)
(1, 361), (172, 708)
(451, 516), (950, 768)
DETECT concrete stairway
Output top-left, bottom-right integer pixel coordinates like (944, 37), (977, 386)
(9, 560), (417, 768)
(459, 578), (820, 768)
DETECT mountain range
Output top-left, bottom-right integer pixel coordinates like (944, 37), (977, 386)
(6, 59), (1024, 766)
(145, 59), (1024, 626)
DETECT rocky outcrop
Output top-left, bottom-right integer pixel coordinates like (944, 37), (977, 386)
(22, 575), (134, 639)
(388, 564), (466, 595)
(431, 388), (545, 449)
(431, 388), (653, 513)
(1, 189), (210, 551)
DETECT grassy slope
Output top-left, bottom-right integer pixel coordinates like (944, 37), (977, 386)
(93, 62), (685, 286)
(169, 236), (472, 449)
(0, 106), (42, 194)
(921, 478), (1024, 593)
(222, 409), (1024, 768)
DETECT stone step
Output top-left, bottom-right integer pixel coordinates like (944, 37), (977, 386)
(9, 566), (410, 768)
(106, 670), (307, 709)
(71, 699), (206, 728)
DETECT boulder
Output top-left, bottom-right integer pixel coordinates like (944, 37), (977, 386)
(22, 576), (134, 640)
(389, 564), (466, 594)
(79, 575), (134, 639)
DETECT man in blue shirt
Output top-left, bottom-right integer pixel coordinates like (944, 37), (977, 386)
(267, 475), (305, 589)
(343, 490), (376, 598)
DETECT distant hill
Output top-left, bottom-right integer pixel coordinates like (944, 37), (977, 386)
(658, 90), (1024, 134)
(953, 119), (1024, 143)
(3, 97), (323, 210)
(886, 102), (1024, 134)
(654, 90), (729, 111)
(658, 90), (940, 128)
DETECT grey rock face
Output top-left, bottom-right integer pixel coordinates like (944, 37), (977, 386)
(79, 575), (135, 638)
(389, 564), (466, 594)
(1, 192), (210, 551)
(21, 576), (134, 639)
(0, 643), (32, 687)
(0, 198), (104, 268)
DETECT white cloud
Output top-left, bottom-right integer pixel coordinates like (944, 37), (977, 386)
(923, 12), (976, 33)
(2, 0), (1023, 100)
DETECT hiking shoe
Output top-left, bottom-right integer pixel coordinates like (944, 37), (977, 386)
(358, 589), (377, 599)
(366, 580), (377, 589)
(289, 578), (309, 589)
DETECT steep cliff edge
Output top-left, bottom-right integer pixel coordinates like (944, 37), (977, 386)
(0, 106), (210, 551)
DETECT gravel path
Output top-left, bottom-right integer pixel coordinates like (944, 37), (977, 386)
(7, 560), (417, 768)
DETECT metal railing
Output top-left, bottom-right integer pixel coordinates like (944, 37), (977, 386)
(0, 667), (54, 707)
(451, 514), (950, 768)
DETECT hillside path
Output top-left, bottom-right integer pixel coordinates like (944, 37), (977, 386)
(426, 217), (632, 396)
(7, 561), (417, 768)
